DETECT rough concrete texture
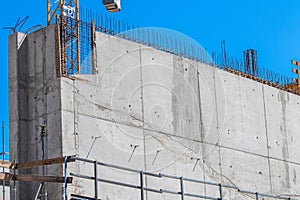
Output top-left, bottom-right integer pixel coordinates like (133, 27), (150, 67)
(9, 25), (62, 199)
(9, 26), (300, 199)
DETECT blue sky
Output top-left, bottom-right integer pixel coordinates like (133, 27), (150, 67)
(1, 0), (300, 155)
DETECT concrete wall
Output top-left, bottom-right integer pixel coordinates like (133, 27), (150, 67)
(9, 26), (300, 199)
(9, 25), (63, 199)
(63, 32), (300, 199)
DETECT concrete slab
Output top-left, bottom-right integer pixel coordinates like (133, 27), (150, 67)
(9, 25), (300, 200)
(141, 47), (174, 135)
(144, 130), (205, 199)
(198, 64), (223, 145)
(172, 56), (201, 140)
(220, 147), (271, 193)
(217, 71), (268, 156)
(95, 32), (143, 128)
(270, 159), (300, 197)
(263, 85), (300, 164)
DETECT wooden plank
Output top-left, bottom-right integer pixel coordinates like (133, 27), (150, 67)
(0, 173), (73, 183)
(15, 174), (73, 183)
(15, 156), (75, 170)
(0, 161), (13, 169)
(0, 173), (13, 181)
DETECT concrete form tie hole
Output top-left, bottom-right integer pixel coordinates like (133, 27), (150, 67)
(129, 145), (139, 162)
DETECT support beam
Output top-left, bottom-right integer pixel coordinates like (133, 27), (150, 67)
(15, 156), (75, 170)
(0, 156), (75, 169)
(0, 161), (13, 169)
(0, 173), (73, 183)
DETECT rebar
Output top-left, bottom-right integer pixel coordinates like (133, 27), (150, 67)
(58, 9), (298, 96)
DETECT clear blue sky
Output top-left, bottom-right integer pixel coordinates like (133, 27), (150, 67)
(1, 0), (300, 155)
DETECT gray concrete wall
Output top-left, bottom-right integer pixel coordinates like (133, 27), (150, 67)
(9, 25), (63, 199)
(9, 26), (300, 199)
(63, 32), (300, 199)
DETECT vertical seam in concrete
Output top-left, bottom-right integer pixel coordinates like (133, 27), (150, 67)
(42, 28), (49, 159)
(213, 70), (220, 144)
(196, 64), (204, 142)
(196, 63), (206, 195)
(25, 33), (31, 198)
(218, 145), (223, 183)
(72, 79), (79, 192)
(212, 69), (223, 182)
(16, 33), (22, 199)
(73, 80), (76, 147)
(139, 46), (148, 200)
(42, 28), (49, 199)
(73, 80), (79, 156)
(261, 84), (273, 193)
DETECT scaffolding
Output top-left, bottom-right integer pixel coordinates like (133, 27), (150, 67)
(47, 0), (81, 77)
(0, 155), (295, 199)
(73, 11), (300, 95)
(45, 2), (300, 95)
(0, 156), (75, 199)
(70, 157), (294, 200)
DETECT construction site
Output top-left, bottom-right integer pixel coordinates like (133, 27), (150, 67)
(3, 0), (300, 199)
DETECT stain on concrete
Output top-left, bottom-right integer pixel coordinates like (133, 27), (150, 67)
(279, 91), (291, 189)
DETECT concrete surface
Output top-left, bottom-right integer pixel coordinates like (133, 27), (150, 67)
(9, 25), (62, 199)
(9, 26), (300, 200)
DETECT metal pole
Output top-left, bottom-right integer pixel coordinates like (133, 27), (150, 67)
(64, 156), (68, 200)
(2, 121), (5, 200)
(256, 192), (259, 200)
(13, 160), (16, 200)
(140, 171), (144, 200)
(180, 177), (185, 200)
(219, 184), (223, 200)
(41, 125), (47, 200)
(94, 161), (98, 200)
(34, 184), (43, 200)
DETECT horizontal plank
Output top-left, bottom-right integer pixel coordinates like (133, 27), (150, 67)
(15, 156), (76, 170)
(0, 161), (13, 169)
(0, 173), (13, 181)
(0, 173), (73, 183)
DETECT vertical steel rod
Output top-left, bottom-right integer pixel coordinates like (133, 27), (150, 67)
(41, 125), (47, 200)
(140, 171), (144, 200)
(13, 160), (16, 199)
(256, 192), (259, 200)
(180, 177), (185, 200)
(64, 156), (68, 200)
(219, 184), (223, 200)
(2, 121), (5, 200)
(94, 161), (98, 200)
